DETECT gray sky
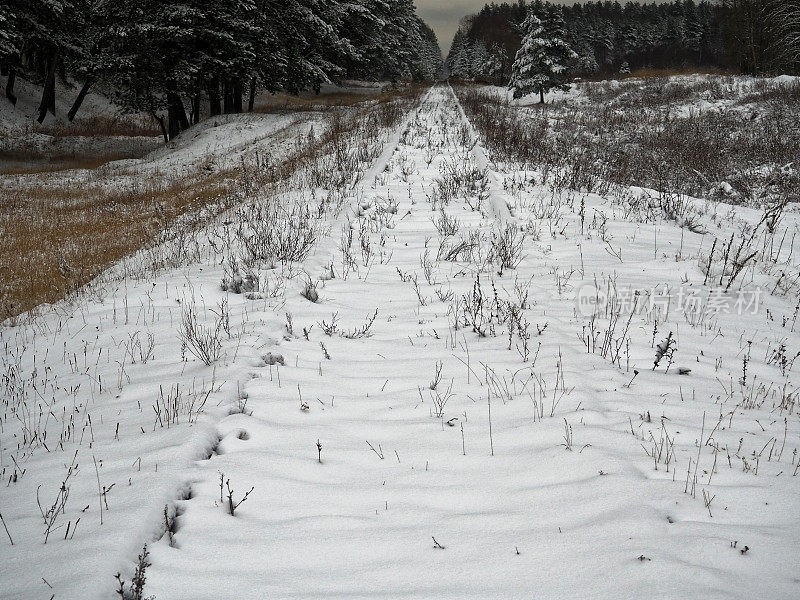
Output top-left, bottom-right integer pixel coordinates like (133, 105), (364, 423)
(416, 0), (487, 55)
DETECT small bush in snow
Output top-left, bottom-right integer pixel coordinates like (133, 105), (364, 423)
(179, 302), (223, 366)
(221, 256), (259, 294)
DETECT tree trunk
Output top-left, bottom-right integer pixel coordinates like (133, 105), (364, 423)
(192, 93), (200, 125)
(166, 92), (190, 140)
(5, 68), (16, 106)
(152, 111), (168, 144)
(37, 57), (57, 123)
(539, 89), (545, 104)
(167, 105), (179, 141)
(208, 81), (221, 116)
(68, 79), (92, 121)
(248, 78), (256, 112)
(223, 80), (233, 114)
(233, 80), (243, 113)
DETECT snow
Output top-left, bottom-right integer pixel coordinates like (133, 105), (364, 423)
(500, 72), (798, 112)
(1, 85), (799, 599)
(0, 77), (127, 135)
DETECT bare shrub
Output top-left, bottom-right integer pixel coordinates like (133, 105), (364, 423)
(221, 256), (259, 294)
(180, 302), (223, 365)
(491, 224), (526, 274)
(237, 198), (319, 265)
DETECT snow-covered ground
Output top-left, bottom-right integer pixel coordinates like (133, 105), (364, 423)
(1, 85), (798, 599)
(0, 74), (374, 184)
(494, 73), (800, 112)
(468, 74), (799, 210)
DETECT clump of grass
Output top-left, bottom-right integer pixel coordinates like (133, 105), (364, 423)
(114, 543), (152, 600)
(179, 301), (224, 366)
(0, 151), (149, 175)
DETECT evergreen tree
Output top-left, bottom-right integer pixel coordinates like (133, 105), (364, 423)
(416, 21), (444, 81)
(3, 0), (77, 120)
(446, 30), (467, 78)
(509, 5), (577, 102)
(0, 4), (20, 105)
(447, 1), (754, 79)
(484, 43), (509, 83)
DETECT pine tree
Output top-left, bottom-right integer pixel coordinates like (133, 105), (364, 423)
(484, 43), (508, 84)
(453, 37), (474, 78)
(471, 40), (490, 80)
(767, 0), (800, 73)
(446, 30), (467, 78)
(0, 4), (20, 105)
(415, 21), (443, 81)
(3, 0), (77, 119)
(67, 0), (116, 121)
(509, 5), (577, 103)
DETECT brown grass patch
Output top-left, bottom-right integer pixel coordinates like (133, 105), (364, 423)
(253, 86), (404, 113)
(456, 81), (800, 206)
(39, 114), (163, 138)
(0, 171), (236, 320)
(0, 150), (144, 175)
(582, 67), (737, 82)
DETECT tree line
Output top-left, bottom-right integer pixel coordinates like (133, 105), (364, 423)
(446, 0), (800, 85)
(0, 0), (443, 140)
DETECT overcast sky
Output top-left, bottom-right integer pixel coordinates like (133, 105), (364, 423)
(416, 0), (486, 55)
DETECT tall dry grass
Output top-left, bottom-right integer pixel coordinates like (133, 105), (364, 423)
(253, 86), (407, 114)
(0, 151), (147, 175)
(0, 172), (236, 320)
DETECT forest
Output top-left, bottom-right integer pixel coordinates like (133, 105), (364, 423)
(446, 0), (800, 84)
(0, 0), (443, 139)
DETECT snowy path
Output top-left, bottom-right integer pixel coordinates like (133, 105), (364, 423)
(2, 85), (798, 600)
(143, 86), (799, 599)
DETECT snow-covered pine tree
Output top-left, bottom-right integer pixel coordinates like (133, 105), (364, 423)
(1, 0), (441, 136)
(509, 4), (577, 103)
(195, 0), (260, 116)
(483, 44), (508, 84)
(3, 0), (76, 120)
(445, 30), (466, 78)
(330, 0), (382, 80)
(0, 4), (19, 105)
(415, 20), (443, 81)
(386, 0), (425, 82)
(471, 40), (489, 80)
(453, 37), (474, 79)
(65, 0), (108, 121)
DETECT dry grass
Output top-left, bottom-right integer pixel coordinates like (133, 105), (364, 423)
(0, 151), (145, 175)
(586, 67), (737, 81)
(45, 114), (163, 138)
(456, 78), (800, 205)
(1, 113), (162, 174)
(253, 86), (404, 113)
(0, 171), (236, 320)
